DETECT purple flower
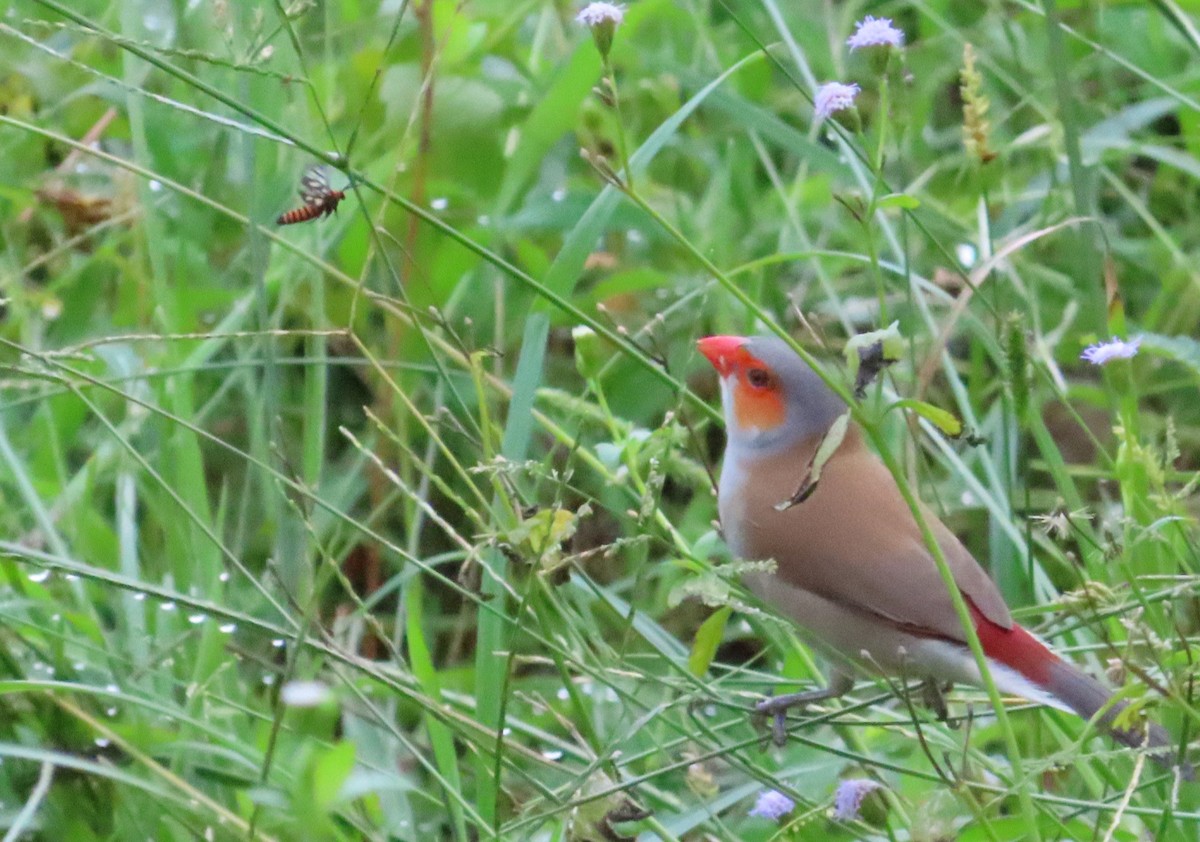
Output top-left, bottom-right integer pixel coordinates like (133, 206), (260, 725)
(576, 2), (624, 26)
(748, 789), (794, 821)
(847, 16), (905, 50)
(1081, 336), (1141, 366)
(832, 778), (884, 822)
(814, 82), (860, 122)
(577, 2), (625, 58)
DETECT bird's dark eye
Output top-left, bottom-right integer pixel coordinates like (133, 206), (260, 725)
(746, 368), (771, 389)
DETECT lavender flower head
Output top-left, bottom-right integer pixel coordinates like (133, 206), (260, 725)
(577, 2), (625, 57)
(576, 1), (624, 26)
(748, 789), (794, 821)
(847, 16), (905, 50)
(832, 778), (885, 822)
(1081, 336), (1141, 366)
(814, 82), (860, 122)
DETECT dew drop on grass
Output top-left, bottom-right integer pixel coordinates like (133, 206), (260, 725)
(161, 602), (177, 612)
(431, 197), (448, 210)
(218, 623), (236, 634)
(105, 707), (117, 717)
(28, 570), (50, 583)
(956, 242), (977, 268)
(262, 674), (276, 686)
(64, 574), (79, 582)
(218, 572), (230, 583)
(94, 737), (110, 748)
(133, 593), (146, 602)
(542, 749), (563, 761)
(556, 687), (569, 700)
(188, 613), (206, 625)
(271, 638), (285, 648)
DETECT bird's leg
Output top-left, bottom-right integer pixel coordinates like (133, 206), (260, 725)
(920, 678), (952, 724)
(756, 671), (854, 747)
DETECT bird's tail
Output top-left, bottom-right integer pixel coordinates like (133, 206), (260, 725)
(1044, 658), (1187, 773)
(969, 601), (1189, 776)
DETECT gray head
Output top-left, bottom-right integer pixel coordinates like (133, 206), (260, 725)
(698, 335), (846, 454)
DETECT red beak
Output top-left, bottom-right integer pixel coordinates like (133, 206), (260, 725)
(697, 335), (747, 377)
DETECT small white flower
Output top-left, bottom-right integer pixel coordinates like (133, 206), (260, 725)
(1080, 336), (1141, 366)
(576, 2), (624, 27)
(847, 16), (905, 50)
(749, 789), (794, 821)
(832, 778), (884, 822)
(577, 2), (625, 58)
(813, 82), (860, 122)
(280, 680), (332, 708)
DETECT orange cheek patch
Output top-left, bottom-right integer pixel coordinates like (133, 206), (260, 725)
(732, 379), (785, 430)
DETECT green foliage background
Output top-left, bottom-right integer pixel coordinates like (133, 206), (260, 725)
(2, 0), (1200, 839)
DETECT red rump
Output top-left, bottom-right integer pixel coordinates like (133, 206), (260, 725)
(967, 598), (1059, 686)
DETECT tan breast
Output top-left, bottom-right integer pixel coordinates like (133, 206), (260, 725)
(718, 423), (1011, 641)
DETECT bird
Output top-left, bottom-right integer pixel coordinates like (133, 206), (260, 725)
(697, 333), (1185, 770)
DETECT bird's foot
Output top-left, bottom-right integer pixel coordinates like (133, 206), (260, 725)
(920, 678), (954, 725)
(754, 675), (853, 747)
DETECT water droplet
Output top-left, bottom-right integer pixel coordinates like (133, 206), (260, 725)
(94, 737), (111, 748)
(28, 570), (50, 583)
(542, 749), (563, 761)
(430, 197), (448, 210)
(105, 684), (119, 694)
(552, 188), (567, 202)
(64, 574), (79, 582)
(271, 638), (285, 648)
(556, 687), (570, 701)
(262, 674), (276, 686)
(133, 593), (146, 601)
(218, 623), (236, 634)
(105, 707), (117, 717)
(160, 602), (176, 612)
(187, 613), (206, 625)
(955, 242), (977, 268)
(218, 572), (230, 583)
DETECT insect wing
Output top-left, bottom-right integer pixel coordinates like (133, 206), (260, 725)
(299, 165), (332, 205)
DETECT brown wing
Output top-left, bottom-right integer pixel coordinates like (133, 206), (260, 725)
(719, 423), (1012, 641)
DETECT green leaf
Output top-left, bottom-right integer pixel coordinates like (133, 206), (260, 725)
(894, 399), (964, 437)
(312, 742), (357, 810)
(688, 606), (731, 677)
(877, 192), (921, 209)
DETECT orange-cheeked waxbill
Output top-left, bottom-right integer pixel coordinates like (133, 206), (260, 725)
(698, 333), (1185, 768)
